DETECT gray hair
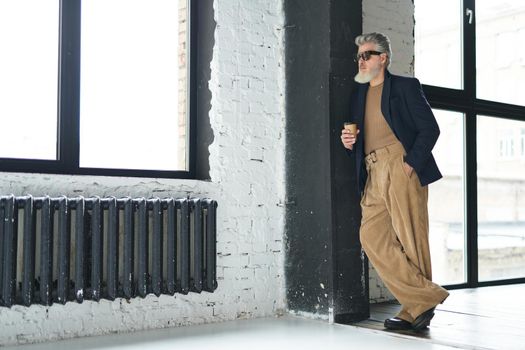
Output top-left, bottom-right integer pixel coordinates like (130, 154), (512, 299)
(355, 32), (392, 68)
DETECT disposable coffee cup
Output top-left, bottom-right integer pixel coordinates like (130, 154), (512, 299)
(344, 122), (357, 136)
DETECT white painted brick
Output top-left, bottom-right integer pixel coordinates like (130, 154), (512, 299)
(249, 252), (274, 267)
(217, 241), (239, 256)
(363, 0), (414, 77)
(268, 239), (283, 253)
(252, 239), (268, 254)
(237, 241), (253, 255)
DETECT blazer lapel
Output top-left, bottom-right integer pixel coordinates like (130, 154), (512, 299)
(356, 84), (368, 130)
(381, 70), (393, 128)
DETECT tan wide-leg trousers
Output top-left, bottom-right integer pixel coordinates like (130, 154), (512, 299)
(359, 142), (449, 322)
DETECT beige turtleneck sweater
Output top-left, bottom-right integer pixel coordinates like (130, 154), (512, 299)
(364, 82), (400, 155)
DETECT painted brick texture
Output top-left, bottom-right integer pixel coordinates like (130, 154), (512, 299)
(363, 0), (415, 77)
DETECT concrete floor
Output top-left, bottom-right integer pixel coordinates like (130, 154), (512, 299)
(5, 315), (456, 350)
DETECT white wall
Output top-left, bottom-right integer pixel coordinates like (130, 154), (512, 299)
(362, 0), (415, 302)
(0, 0), (286, 346)
(363, 0), (414, 78)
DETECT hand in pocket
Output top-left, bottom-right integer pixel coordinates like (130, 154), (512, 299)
(403, 161), (413, 178)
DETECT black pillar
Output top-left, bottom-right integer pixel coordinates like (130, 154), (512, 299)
(284, 0), (369, 322)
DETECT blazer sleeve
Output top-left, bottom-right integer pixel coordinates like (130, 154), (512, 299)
(345, 89), (360, 156)
(402, 78), (440, 172)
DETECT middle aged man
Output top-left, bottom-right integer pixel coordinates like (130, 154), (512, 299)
(340, 32), (449, 331)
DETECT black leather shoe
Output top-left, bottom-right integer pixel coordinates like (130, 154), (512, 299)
(384, 317), (413, 330)
(412, 307), (435, 331)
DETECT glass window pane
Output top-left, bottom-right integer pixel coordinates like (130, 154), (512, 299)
(80, 0), (188, 171)
(414, 0), (463, 89)
(0, 1), (59, 160)
(477, 1), (525, 106)
(477, 116), (525, 281)
(428, 110), (466, 285)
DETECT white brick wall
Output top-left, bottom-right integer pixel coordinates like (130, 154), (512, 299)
(362, 0), (415, 303)
(0, 0), (286, 346)
(363, 0), (415, 77)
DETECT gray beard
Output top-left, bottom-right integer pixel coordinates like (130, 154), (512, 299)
(354, 71), (374, 83)
(354, 66), (381, 84)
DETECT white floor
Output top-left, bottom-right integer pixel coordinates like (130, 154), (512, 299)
(5, 316), (458, 350)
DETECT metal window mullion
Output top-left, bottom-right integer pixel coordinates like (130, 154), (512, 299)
(463, 0), (476, 101)
(463, 0), (479, 287)
(465, 112), (478, 287)
(57, 0), (81, 172)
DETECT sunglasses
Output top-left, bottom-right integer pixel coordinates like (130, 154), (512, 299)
(354, 50), (383, 62)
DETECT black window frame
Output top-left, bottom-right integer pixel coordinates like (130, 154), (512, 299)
(420, 0), (525, 289)
(0, 0), (197, 179)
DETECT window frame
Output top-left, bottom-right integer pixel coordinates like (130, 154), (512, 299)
(419, 0), (525, 289)
(0, 0), (197, 179)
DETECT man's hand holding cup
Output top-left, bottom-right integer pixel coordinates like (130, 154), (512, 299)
(341, 122), (359, 150)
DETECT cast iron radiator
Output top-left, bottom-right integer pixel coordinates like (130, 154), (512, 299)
(0, 195), (217, 308)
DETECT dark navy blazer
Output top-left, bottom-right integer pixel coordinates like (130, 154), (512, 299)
(347, 70), (442, 194)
